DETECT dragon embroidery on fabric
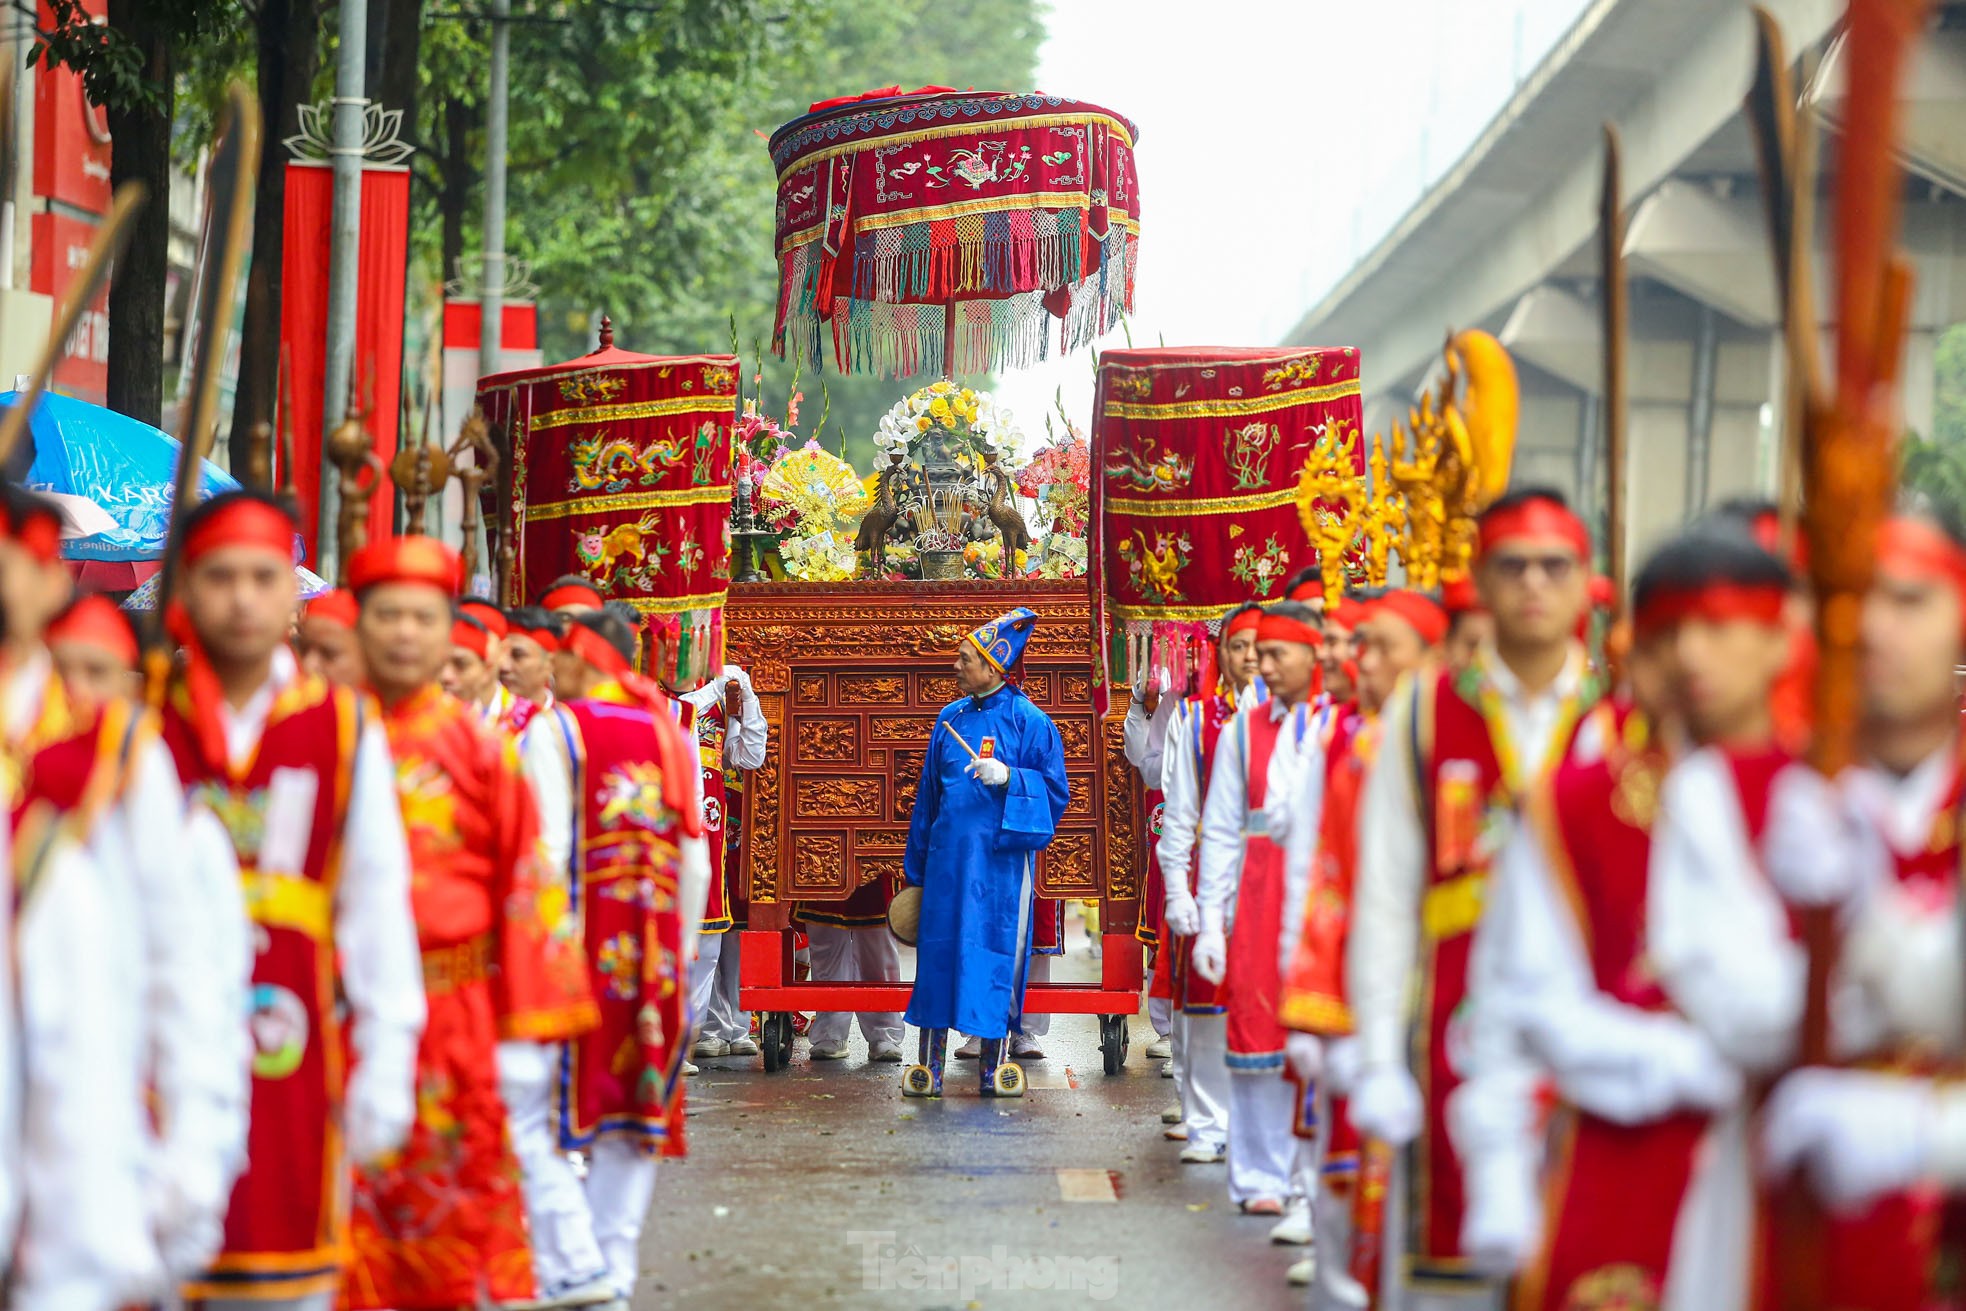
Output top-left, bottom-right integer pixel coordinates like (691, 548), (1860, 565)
(1103, 440), (1193, 494)
(1117, 530), (1192, 604)
(924, 140), (1032, 190)
(1222, 421), (1284, 490)
(1106, 369), (1152, 402)
(573, 511), (665, 579)
(557, 374), (625, 406)
(597, 761), (675, 833)
(568, 432), (688, 493)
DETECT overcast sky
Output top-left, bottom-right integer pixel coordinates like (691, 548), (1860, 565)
(995, 0), (1591, 442)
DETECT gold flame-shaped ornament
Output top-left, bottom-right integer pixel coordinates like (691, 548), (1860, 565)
(1294, 417), (1366, 602)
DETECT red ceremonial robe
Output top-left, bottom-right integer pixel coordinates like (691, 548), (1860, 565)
(1224, 707), (1292, 1068)
(543, 685), (698, 1155)
(1172, 691), (1236, 1014)
(342, 687), (598, 1311)
(161, 674), (367, 1304)
(693, 701), (733, 933)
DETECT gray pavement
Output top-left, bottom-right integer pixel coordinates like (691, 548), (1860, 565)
(636, 910), (1306, 1308)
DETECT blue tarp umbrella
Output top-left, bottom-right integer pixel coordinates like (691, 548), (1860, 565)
(3, 390), (241, 562)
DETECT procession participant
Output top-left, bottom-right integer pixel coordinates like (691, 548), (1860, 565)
(1315, 596), (1360, 710)
(676, 661), (767, 1061)
(1156, 601), (1266, 1165)
(538, 576), (605, 615)
(1276, 589), (1445, 1301)
(900, 608), (1070, 1099)
(520, 607), (709, 1300)
(1123, 670), (1178, 1069)
(460, 596), (509, 650)
(159, 489), (425, 1309)
(295, 588), (366, 687)
(1284, 566), (1330, 617)
(1346, 486), (1595, 1300)
(46, 592), (139, 711)
(1450, 531), (1780, 1308)
(1193, 600), (1320, 1216)
(1440, 576), (1490, 674)
(1746, 508), (1966, 1307)
(501, 606), (561, 713)
(798, 875), (906, 1063)
(0, 484), (254, 1292)
(339, 536), (599, 1311)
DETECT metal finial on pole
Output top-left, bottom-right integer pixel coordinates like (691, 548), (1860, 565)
(598, 313), (614, 351)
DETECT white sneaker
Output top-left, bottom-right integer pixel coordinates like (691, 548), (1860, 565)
(725, 1035), (760, 1056)
(954, 1036), (982, 1060)
(1144, 1035), (1172, 1060)
(692, 1036), (730, 1058)
(809, 1039), (850, 1060)
(540, 1275), (617, 1309)
(681, 1060), (700, 1076)
(1160, 1103), (1183, 1125)
(1177, 1142), (1225, 1163)
(1286, 1256), (1315, 1286)
(1163, 1123), (1189, 1141)
(869, 1041), (905, 1063)
(1160, 1061), (1175, 1078)
(1269, 1199), (1313, 1246)
(1010, 1036), (1045, 1060)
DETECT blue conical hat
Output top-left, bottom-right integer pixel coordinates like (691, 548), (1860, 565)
(966, 606), (1038, 673)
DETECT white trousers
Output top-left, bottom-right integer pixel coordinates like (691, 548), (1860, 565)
(1227, 1070), (1301, 1205)
(202, 1296), (332, 1311)
(688, 933), (746, 1042)
(1375, 1149), (1505, 1311)
(1148, 993), (1173, 1040)
(1019, 952), (1052, 1038)
(586, 1136), (658, 1299)
(1310, 1080), (1370, 1311)
(500, 1047), (606, 1294)
(806, 923), (904, 1048)
(1176, 1011), (1230, 1152)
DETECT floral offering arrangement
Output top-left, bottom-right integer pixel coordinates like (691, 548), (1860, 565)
(875, 379), (1029, 469)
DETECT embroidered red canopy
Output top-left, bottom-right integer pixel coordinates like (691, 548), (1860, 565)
(1089, 346), (1364, 714)
(476, 335), (739, 679)
(769, 89), (1141, 378)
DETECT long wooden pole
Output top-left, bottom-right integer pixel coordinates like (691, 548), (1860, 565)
(1599, 126), (1628, 607)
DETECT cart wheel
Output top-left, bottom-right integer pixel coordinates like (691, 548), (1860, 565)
(1099, 1014), (1129, 1075)
(768, 1012), (794, 1070)
(759, 1013), (785, 1072)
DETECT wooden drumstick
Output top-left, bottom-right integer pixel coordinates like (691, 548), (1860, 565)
(941, 720), (981, 761)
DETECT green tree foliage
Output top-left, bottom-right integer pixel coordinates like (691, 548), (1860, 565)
(1901, 322), (1966, 522)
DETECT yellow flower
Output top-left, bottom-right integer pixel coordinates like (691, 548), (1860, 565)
(930, 380), (953, 396)
(929, 398), (952, 422)
(916, 414), (932, 432)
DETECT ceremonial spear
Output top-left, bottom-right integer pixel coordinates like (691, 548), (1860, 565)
(1744, 4), (1930, 1308)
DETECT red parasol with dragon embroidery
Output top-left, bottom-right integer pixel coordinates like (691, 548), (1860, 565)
(769, 87), (1141, 378)
(476, 320), (740, 680)
(1089, 346), (1365, 714)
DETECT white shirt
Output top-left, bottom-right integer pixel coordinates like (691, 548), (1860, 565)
(1122, 688), (1171, 791)
(1196, 696), (1314, 932)
(523, 701), (711, 964)
(680, 675), (768, 772)
(1347, 643), (1588, 1072)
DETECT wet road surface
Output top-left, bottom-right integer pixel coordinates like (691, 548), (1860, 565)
(635, 912), (1306, 1308)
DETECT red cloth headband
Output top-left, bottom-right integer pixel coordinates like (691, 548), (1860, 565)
(1440, 575), (1480, 617)
(1477, 499), (1590, 561)
(304, 589), (359, 630)
(451, 618), (491, 661)
(346, 535), (463, 596)
(1223, 609), (1262, 640)
(1633, 582), (1787, 637)
(1877, 517), (1966, 600)
(459, 600), (508, 638)
(183, 498), (295, 567)
(1322, 599), (1355, 633)
(0, 502), (60, 564)
(1286, 577), (1324, 603)
(48, 594), (136, 667)
(1372, 590), (1449, 645)
(541, 582), (604, 611)
(565, 621), (631, 677)
(518, 625), (560, 654)
(1255, 613), (1321, 648)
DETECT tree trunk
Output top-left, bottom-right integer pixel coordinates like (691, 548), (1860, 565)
(440, 96), (476, 288)
(376, 0), (423, 147)
(103, 0), (173, 427)
(226, 0), (324, 480)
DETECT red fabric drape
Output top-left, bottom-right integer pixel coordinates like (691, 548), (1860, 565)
(280, 163), (410, 562)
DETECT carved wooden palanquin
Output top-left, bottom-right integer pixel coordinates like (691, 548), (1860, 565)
(723, 580), (1141, 933)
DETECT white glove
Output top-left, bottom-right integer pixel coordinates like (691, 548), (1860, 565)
(1162, 887), (1200, 938)
(1324, 1035), (1363, 1096)
(1285, 1031), (1324, 1084)
(1460, 1148), (1541, 1276)
(1764, 766), (1874, 907)
(345, 1056), (417, 1168)
(156, 1206), (227, 1282)
(1348, 1062), (1423, 1145)
(967, 756), (1010, 787)
(1192, 924), (1227, 984)
(1557, 1018), (1742, 1124)
(1762, 1068), (1935, 1212)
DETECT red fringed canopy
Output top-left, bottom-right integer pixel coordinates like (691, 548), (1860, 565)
(769, 89), (1141, 378)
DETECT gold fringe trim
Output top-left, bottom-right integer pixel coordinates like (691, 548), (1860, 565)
(1102, 379), (1360, 421)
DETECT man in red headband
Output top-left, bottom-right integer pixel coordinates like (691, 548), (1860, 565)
(46, 592), (139, 713)
(1752, 508), (1966, 1307)
(1154, 601), (1266, 1168)
(499, 605), (561, 721)
(1346, 486), (1596, 1299)
(519, 606), (709, 1301)
(1269, 588), (1446, 1294)
(161, 490), (425, 1309)
(1440, 575), (1491, 673)
(294, 588), (365, 687)
(1193, 600), (1320, 1221)
(537, 574), (605, 615)
(1450, 528), (1781, 1302)
(440, 610), (502, 713)
(339, 535), (598, 1311)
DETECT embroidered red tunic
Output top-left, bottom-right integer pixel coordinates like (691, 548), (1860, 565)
(1169, 692), (1236, 1014)
(1224, 708), (1291, 1067)
(341, 687), (598, 1311)
(160, 674), (365, 1304)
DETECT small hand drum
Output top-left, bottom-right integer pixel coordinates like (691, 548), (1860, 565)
(887, 884), (922, 945)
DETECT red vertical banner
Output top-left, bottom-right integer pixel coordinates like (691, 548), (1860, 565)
(279, 162), (411, 561)
(31, 0), (112, 404)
